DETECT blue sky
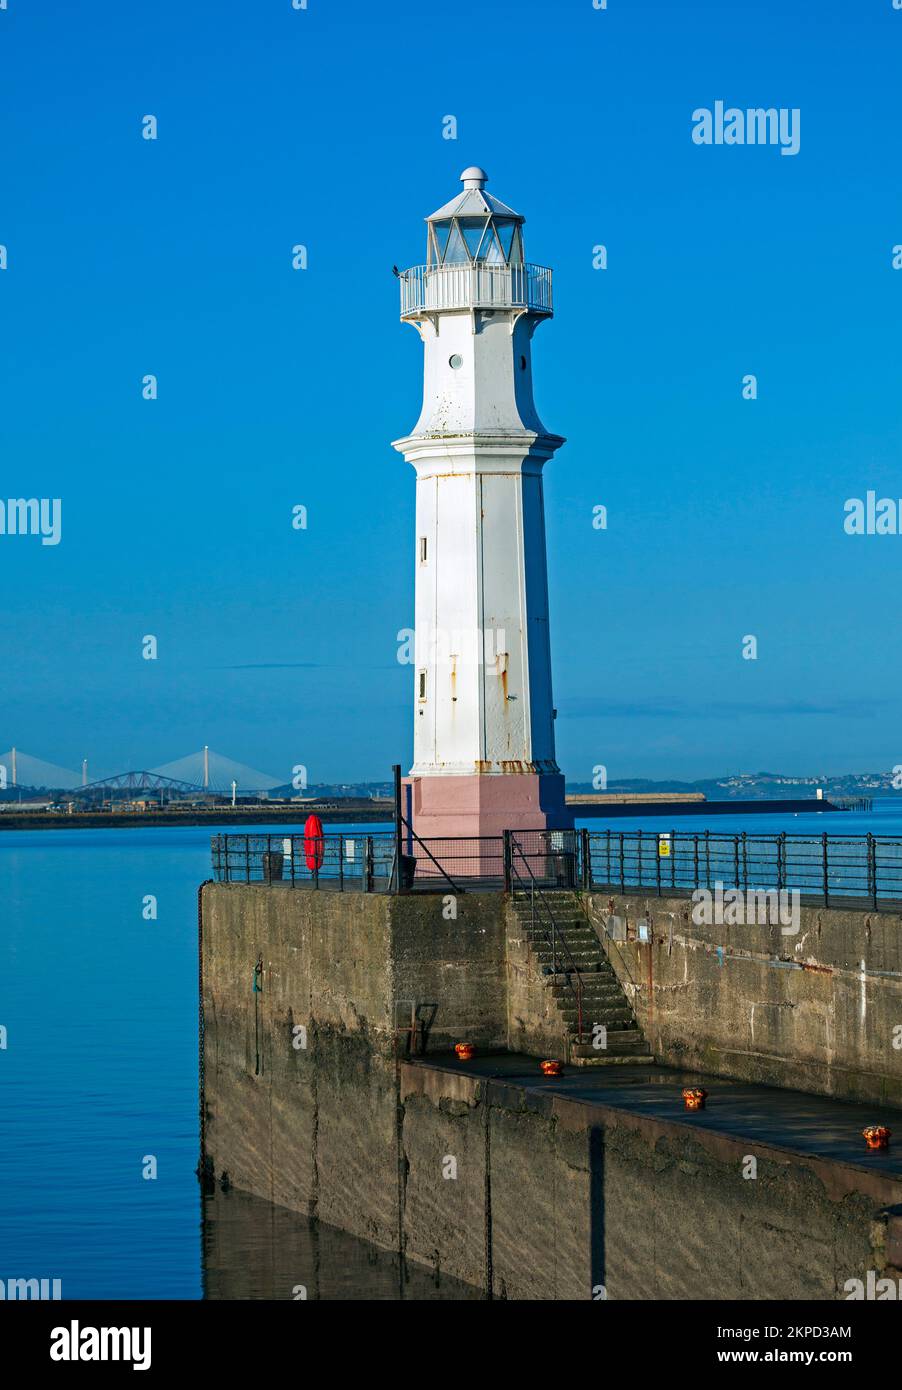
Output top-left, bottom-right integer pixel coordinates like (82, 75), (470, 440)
(1, 0), (901, 785)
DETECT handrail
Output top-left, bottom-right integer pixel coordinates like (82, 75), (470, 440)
(510, 836), (584, 1045)
(399, 261), (553, 317)
(398, 813), (463, 896)
(585, 829), (902, 911)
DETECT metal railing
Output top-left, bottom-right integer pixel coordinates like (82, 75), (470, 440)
(585, 830), (902, 909)
(211, 828), (578, 893)
(211, 829), (902, 910)
(399, 262), (553, 317)
(211, 833), (397, 892)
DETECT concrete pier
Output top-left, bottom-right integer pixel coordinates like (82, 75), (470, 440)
(399, 1052), (902, 1299)
(199, 882), (902, 1298)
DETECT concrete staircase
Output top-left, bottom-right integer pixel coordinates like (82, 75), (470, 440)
(510, 890), (653, 1066)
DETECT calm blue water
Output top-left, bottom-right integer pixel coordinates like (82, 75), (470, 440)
(0, 819), (397, 1300)
(1, 801), (898, 1298)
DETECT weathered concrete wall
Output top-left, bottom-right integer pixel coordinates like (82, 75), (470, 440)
(399, 1064), (902, 1300)
(398, 1068), (591, 1297)
(200, 885), (511, 1252)
(586, 892), (902, 1108)
(388, 892), (509, 1050)
(201, 883), (902, 1299)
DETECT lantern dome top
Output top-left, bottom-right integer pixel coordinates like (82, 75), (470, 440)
(426, 167), (524, 224)
(423, 168), (525, 268)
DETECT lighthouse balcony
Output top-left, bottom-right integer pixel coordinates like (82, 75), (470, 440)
(400, 262), (552, 319)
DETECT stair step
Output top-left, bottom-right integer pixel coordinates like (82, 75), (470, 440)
(550, 985), (622, 1000)
(571, 1036), (650, 1051)
(554, 996), (625, 1010)
(561, 1010), (634, 1026)
(568, 1020), (638, 1033)
(570, 1029), (644, 1047)
(533, 945), (600, 955)
(513, 901), (585, 909)
(523, 934), (597, 945)
(569, 1050), (653, 1061)
(516, 917), (592, 929)
(535, 963), (606, 973)
(536, 961), (610, 973)
(572, 1045), (650, 1056)
(533, 951), (602, 960)
(542, 972), (615, 987)
(551, 974), (616, 982)
(514, 910), (589, 921)
(511, 892), (582, 900)
(533, 945), (605, 956)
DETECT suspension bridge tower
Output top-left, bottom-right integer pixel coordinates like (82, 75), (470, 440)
(393, 167), (571, 839)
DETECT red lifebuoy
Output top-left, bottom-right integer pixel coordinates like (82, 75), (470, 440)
(304, 814), (325, 872)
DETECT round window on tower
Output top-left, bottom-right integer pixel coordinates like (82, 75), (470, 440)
(449, 354), (463, 370)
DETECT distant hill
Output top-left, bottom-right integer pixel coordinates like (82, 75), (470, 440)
(565, 772), (901, 800)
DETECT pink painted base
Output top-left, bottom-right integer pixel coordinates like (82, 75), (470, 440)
(403, 772), (573, 841)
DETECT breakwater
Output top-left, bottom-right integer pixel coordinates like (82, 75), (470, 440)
(0, 805), (392, 831)
(0, 795), (846, 831)
(199, 882), (902, 1298)
(573, 798), (845, 817)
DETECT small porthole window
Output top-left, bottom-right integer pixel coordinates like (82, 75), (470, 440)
(449, 354), (463, 369)
(418, 670), (427, 701)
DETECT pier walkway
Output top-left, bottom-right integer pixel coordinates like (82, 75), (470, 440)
(410, 1051), (902, 1183)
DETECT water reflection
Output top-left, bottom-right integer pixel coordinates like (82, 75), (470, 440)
(202, 1188), (482, 1301)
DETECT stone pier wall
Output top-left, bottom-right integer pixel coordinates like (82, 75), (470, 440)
(584, 892), (902, 1108)
(399, 1063), (901, 1300)
(200, 885), (511, 1247)
(200, 883), (902, 1299)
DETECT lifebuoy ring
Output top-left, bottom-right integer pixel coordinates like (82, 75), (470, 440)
(304, 814), (325, 872)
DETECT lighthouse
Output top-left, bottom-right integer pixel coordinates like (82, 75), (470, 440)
(393, 167), (571, 839)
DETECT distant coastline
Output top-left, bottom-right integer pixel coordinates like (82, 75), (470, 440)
(565, 774), (901, 802)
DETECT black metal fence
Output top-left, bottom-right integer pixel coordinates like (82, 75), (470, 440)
(211, 829), (902, 909)
(587, 830), (902, 908)
(211, 833), (397, 891)
(211, 829), (580, 893)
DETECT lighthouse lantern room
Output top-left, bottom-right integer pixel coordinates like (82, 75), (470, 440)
(393, 167), (572, 839)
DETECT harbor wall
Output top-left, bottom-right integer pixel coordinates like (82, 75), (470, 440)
(199, 885), (512, 1246)
(400, 1062), (901, 1300)
(200, 883), (902, 1299)
(585, 892), (902, 1109)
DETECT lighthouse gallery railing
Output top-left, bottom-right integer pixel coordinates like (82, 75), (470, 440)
(399, 262), (553, 317)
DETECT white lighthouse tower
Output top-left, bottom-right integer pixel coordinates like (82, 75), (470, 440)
(393, 167), (571, 839)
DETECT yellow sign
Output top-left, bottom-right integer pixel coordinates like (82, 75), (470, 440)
(658, 836), (671, 858)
